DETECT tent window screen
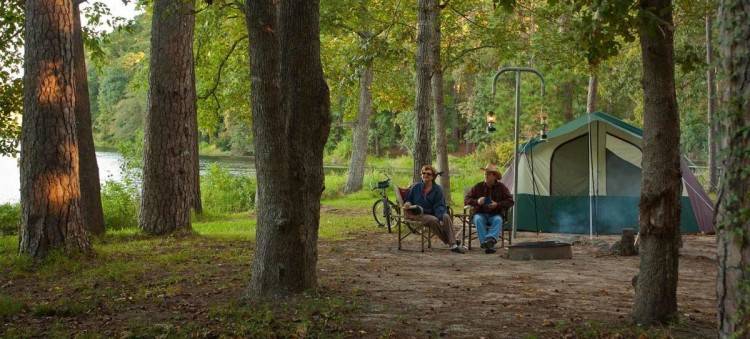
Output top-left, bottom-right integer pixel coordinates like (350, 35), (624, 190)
(550, 134), (589, 196)
(605, 134), (642, 196)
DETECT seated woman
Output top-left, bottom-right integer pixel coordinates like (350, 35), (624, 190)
(402, 165), (463, 253)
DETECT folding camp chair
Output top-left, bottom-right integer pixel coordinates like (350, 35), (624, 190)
(393, 186), (433, 252)
(458, 188), (512, 250)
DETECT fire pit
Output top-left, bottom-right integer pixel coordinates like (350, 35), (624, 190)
(508, 241), (572, 260)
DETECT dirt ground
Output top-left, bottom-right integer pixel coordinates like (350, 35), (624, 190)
(319, 228), (718, 338)
(0, 208), (718, 338)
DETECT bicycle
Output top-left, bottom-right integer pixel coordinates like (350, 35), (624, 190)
(372, 177), (400, 233)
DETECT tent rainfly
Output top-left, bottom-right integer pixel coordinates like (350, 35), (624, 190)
(500, 112), (715, 236)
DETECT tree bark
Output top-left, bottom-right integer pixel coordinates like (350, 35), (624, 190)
(706, 14), (720, 193)
(245, 0), (331, 298)
(716, 1), (750, 337)
(190, 71), (202, 215)
(72, 1), (105, 236)
(413, 0), (434, 182)
(343, 63), (373, 194)
(586, 73), (598, 113)
(632, 0), (682, 325)
(431, 1), (450, 203)
(561, 80), (575, 121)
(19, 0), (91, 258)
(140, 0), (196, 235)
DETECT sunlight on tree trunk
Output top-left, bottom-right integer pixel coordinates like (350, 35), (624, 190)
(19, 0), (91, 258)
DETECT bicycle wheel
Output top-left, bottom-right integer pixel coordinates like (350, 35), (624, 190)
(385, 202), (400, 233)
(372, 199), (399, 229)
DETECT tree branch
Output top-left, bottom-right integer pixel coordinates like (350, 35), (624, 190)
(198, 34), (248, 100)
(443, 44), (498, 71)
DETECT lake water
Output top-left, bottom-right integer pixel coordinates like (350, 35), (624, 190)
(0, 150), (255, 204)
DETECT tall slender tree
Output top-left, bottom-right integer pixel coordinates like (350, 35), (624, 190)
(245, 0), (331, 298)
(343, 60), (373, 193)
(343, 1), (375, 194)
(72, 0), (105, 235)
(586, 73), (598, 113)
(140, 0), (197, 235)
(715, 0), (750, 336)
(19, 0), (91, 258)
(413, 0), (434, 182)
(632, 0), (682, 325)
(706, 14), (719, 192)
(431, 0), (450, 202)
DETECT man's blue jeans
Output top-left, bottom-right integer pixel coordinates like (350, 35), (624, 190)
(473, 213), (503, 244)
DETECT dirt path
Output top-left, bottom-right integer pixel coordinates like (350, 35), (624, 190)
(319, 227), (718, 338)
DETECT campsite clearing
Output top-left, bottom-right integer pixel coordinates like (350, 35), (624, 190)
(0, 206), (717, 338)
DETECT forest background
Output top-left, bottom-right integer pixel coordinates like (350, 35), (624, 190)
(80, 0), (711, 167)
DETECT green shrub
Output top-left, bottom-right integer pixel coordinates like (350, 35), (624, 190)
(475, 141), (514, 167)
(322, 173), (346, 199)
(101, 180), (140, 229)
(0, 203), (20, 236)
(201, 164), (255, 213)
(325, 133), (352, 164)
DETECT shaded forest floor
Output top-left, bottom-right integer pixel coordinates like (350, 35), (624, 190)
(0, 198), (717, 338)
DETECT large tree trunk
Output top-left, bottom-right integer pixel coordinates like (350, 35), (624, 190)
(343, 63), (373, 194)
(716, 1), (750, 337)
(431, 2), (450, 203)
(245, 0), (331, 298)
(706, 14), (720, 193)
(19, 0), (91, 258)
(413, 0), (434, 182)
(140, 0), (196, 235)
(632, 0), (682, 325)
(586, 73), (598, 113)
(72, 1), (105, 236)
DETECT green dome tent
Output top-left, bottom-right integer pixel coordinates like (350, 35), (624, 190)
(500, 112), (715, 236)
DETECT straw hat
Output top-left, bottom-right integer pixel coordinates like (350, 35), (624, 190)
(480, 163), (500, 174)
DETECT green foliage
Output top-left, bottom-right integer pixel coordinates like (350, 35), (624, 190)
(116, 130), (144, 185)
(326, 133), (353, 164)
(475, 141), (514, 167)
(0, 0), (23, 156)
(200, 164), (256, 214)
(0, 203), (20, 236)
(101, 181), (140, 230)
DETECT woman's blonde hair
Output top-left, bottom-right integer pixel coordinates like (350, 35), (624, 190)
(420, 164), (436, 176)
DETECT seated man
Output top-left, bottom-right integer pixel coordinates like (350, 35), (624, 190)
(403, 165), (463, 253)
(464, 164), (514, 254)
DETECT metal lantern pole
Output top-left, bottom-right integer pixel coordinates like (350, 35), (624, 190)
(492, 67), (545, 240)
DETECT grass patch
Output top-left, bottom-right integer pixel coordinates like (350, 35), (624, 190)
(0, 294), (24, 317)
(31, 298), (91, 317)
(205, 292), (358, 338)
(194, 215), (255, 240)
